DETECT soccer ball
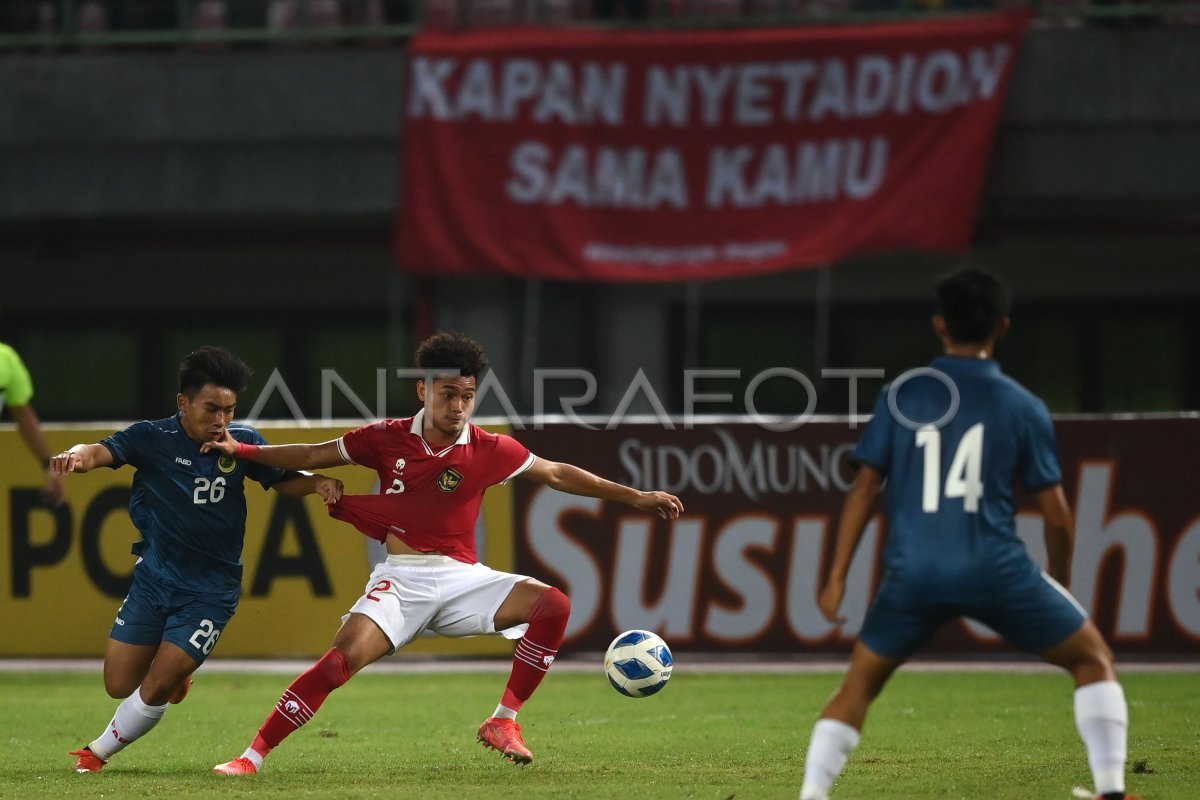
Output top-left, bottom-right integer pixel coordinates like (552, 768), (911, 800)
(604, 629), (673, 698)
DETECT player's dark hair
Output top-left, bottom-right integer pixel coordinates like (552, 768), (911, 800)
(935, 267), (1010, 345)
(178, 346), (253, 397)
(415, 331), (488, 379)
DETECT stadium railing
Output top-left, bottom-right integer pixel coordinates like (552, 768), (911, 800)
(1, 0), (1197, 51)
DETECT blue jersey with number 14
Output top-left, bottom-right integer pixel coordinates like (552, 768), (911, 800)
(100, 414), (287, 599)
(854, 356), (1062, 586)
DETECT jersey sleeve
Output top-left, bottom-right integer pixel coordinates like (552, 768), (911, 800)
(0, 345), (34, 406)
(491, 433), (535, 485)
(337, 421), (385, 470)
(235, 426), (289, 489)
(99, 421), (152, 469)
(1018, 399), (1063, 491)
(852, 388), (893, 476)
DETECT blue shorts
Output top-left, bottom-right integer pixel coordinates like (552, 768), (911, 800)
(859, 558), (1087, 660)
(110, 566), (237, 663)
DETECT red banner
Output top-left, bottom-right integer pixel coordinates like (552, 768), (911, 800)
(511, 417), (1200, 655)
(397, 13), (1029, 282)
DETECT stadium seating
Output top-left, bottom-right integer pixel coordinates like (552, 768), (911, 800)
(464, 0), (520, 26)
(193, 0), (227, 31)
(1, 0), (1196, 42)
(541, 0), (592, 23)
(266, 0), (299, 31)
(78, 0), (109, 33)
(422, 0), (459, 27)
(307, 0), (343, 28)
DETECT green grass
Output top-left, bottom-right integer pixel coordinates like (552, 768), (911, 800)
(3, 669), (1196, 799)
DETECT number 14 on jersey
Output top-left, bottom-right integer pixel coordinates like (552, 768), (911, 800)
(915, 423), (984, 513)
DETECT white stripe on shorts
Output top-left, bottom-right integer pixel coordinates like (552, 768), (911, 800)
(1040, 570), (1089, 618)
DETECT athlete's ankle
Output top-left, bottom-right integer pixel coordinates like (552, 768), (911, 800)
(250, 734), (273, 759)
(242, 746), (266, 770)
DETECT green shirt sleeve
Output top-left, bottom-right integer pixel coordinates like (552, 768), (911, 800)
(0, 343), (34, 407)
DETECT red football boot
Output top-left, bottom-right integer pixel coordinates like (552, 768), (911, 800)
(213, 756), (259, 776)
(477, 717), (534, 765)
(70, 747), (106, 773)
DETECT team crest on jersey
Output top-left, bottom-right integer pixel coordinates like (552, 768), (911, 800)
(437, 467), (464, 492)
(217, 455), (237, 474)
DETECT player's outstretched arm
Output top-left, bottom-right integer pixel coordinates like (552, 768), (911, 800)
(50, 443), (115, 475)
(9, 403), (67, 504)
(200, 431), (347, 471)
(1036, 484), (1074, 587)
(519, 456), (683, 520)
(272, 473), (345, 505)
(820, 464), (882, 624)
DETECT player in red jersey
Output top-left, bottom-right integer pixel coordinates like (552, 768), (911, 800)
(206, 331), (683, 774)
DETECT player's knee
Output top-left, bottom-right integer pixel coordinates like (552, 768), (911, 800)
(103, 674), (137, 699)
(1058, 627), (1116, 683)
(530, 587), (570, 625)
(1094, 637), (1115, 668)
(1076, 646), (1116, 683)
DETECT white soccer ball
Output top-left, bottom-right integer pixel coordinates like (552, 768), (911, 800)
(604, 629), (673, 698)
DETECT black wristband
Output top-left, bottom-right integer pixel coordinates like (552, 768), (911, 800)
(42, 457), (52, 469)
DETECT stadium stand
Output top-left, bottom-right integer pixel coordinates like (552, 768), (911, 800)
(2, 0), (1198, 40)
(193, 0), (227, 32)
(462, 0), (521, 26)
(77, 0), (108, 33)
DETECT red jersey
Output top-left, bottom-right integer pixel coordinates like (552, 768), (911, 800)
(328, 411), (534, 564)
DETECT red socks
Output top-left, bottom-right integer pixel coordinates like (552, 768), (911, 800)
(501, 588), (571, 711)
(252, 647), (351, 756)
(247, 590), (571, 757)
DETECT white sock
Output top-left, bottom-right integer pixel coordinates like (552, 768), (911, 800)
(800, 718), (861, 800)
(240, 747), (265, 770)
(1075, 680), (1128, 796)
(492, 704), (518, 720)
(89, 688), (168, 760)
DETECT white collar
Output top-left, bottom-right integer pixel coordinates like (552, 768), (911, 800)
(410, 409), (471, 454)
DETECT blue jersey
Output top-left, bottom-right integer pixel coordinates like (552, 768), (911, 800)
(101, 414), (287, 598)
(854, 356), (1062, 585)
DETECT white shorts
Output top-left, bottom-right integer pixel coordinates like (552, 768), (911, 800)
(346, 554), (531, 653)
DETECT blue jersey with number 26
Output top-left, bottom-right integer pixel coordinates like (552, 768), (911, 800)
(100, 414), (287, 599)
(854, 356), (1062, 585)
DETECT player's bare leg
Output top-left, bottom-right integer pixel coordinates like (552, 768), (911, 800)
(101, 639), (158, 698)
(136, 643), (202, 705)
(1039, 620), (1117, 686)
(215, 613), (392, 776)
(478, 579), (570, 765)
(818, 642), (903, 730)
(73, 641), (199, 772)
(493, 579), (550, 631)
(800, 642), (904, 800)
(331, 612), (398, 677)
(1039, 621), (1138, 800)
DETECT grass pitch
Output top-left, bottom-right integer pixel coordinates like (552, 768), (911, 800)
(3, 667), (1195, 799)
